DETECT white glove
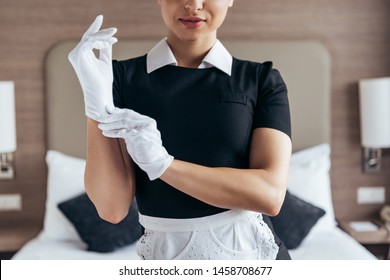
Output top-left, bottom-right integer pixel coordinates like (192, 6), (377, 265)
(68, 15), (117, 121)
(98, 107), (174, 180)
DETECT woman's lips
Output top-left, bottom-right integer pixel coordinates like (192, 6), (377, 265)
(179, 16), (206, 28)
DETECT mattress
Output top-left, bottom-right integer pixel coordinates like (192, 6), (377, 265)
(289, 227), (377, 260)
(12, 232), (140, 260)
(12, 226), (376, 260)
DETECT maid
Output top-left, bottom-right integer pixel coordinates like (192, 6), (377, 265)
(69, 0), (292, 260)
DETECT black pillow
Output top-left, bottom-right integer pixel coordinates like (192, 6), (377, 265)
(270, 191), (326, 249)
(58, 193), (143, 253)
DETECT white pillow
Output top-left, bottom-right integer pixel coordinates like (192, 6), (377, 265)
(41, 150), (86, 241)
(287, 143), (336, 232)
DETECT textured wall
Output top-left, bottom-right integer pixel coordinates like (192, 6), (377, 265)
(0, 0), (389, 230)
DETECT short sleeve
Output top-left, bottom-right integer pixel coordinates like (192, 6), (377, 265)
(252, 62), (291, 138)
(112, 60), (124, 108)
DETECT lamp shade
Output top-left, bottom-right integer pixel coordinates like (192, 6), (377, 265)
(0, 81), (17, 153)
(359, 77), (390, 148)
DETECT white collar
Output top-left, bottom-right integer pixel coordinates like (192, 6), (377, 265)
(146, 38), (232, 76)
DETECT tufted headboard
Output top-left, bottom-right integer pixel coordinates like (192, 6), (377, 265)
(45, 40), (331, 158)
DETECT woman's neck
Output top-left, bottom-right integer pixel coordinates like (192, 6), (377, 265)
(166, 33), (217, 68)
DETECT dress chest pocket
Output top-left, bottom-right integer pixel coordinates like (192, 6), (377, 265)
(212, 93), (253, 156)
(217, 94), (248, 105)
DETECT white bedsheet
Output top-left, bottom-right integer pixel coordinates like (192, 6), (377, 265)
(289, 227), (377, 260)
(12, 232), (140, 260)
(12, 227), (376, 260)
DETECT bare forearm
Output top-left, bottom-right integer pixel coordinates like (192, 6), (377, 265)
(85, 118), (135, 223)
(160, 160), (286, 216)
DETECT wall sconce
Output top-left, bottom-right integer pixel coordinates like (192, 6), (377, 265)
(0, 81), (17, 179)
(359, 77), (390, 172)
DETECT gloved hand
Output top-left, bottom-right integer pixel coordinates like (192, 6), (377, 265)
(98, 107), (174, 180)
(68, 15), (117, 121)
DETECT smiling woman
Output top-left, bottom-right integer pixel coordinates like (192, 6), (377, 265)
(158, 0), (234, 61)
(68, 0), (292, 260)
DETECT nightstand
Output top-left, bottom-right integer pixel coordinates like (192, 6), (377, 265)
(337, 219), (390, 260)
(0, 225), (41, 260)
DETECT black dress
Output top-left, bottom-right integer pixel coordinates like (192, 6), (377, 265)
(112, 55), (292, 259)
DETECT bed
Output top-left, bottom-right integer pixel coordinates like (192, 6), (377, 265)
(12, 40), (376, 260)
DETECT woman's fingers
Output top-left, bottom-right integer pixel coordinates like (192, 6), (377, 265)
(82, 15), (104, 38)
